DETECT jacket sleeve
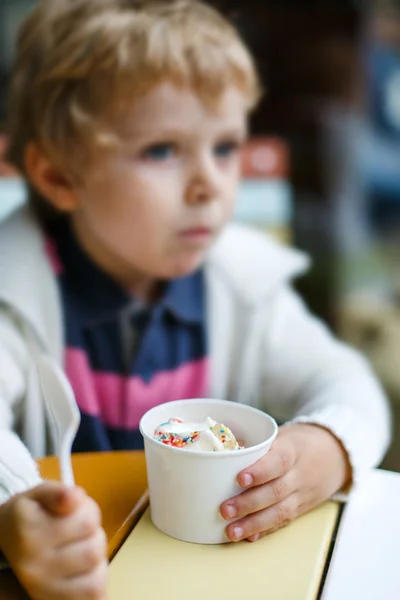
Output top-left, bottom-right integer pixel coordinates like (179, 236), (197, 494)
(0, 310), (42, 504)
(260, 286), (392, 485)
(0, 310), (42, 569)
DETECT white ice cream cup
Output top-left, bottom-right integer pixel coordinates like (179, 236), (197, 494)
(139, 398), (278, 544)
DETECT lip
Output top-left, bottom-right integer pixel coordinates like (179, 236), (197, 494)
(179, 227), (213, 241)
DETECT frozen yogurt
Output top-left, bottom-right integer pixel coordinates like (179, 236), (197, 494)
(153, 417), (242, 451)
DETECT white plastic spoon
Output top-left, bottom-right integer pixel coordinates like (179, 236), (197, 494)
(36, 355), (80, 486)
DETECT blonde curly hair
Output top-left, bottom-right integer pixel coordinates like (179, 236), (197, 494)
(7, 0), (261, 220)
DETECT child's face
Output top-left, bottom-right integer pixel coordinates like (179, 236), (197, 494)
(47, 82), (247, 289)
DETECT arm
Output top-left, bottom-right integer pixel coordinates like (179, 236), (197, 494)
(0, 313), (108, 598)
(220, 286), (391, 542)
(0, 309), (42, 568)
(0, 310), (43, 501)
(260, 285), (391, 479)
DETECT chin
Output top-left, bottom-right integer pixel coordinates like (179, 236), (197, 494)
(162, 251), (207, 279)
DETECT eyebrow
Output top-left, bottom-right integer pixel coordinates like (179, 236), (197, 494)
(125, 125), (248, 144)
(216, 127), (248, 140)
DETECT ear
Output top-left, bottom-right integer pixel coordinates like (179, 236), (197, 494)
(24, 142), (79, 213)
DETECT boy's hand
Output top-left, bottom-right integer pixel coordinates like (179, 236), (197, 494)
(220, 424), (352, 542)
(0, 482), (108, 600)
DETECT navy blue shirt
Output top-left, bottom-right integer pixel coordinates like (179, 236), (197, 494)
(45, 220), (209, 452)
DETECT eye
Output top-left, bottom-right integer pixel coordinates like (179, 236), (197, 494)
(142, 143), (176, 161)
(214, 141), (241, 158)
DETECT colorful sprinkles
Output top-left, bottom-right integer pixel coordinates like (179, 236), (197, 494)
(153, 417), (244, 450)
(154, 429), (201, 448)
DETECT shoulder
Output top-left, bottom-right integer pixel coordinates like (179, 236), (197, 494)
(0, 206), (46, 292)
(206, 223), (310, 304)
(0, 206), (62, 356)
(0, 204), (43, 249)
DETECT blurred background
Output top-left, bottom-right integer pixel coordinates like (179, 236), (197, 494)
(1, 0), (399, 471)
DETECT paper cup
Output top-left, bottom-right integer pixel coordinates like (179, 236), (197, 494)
(139, 398), (278, 544)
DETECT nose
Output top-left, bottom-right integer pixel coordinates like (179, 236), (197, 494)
(185, 152), (221, 205)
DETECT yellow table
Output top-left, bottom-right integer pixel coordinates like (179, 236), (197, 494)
(108, 501), (339, 600)
(0, 452), (340, 600)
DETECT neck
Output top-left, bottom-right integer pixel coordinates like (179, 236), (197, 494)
(71, 216), (160, 303)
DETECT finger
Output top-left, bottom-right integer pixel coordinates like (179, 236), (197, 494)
(245, 492), (319, 543)
(247, 533), (260, 543)
(221, 473), (295, 521)
(28, 483), (87, 516)
(55, 497), (103, 547)
(13, 493), (102, 554)
(225, 494), (299, 542)
(51, 528), (108, 578)
(40, 559), (108, 600)
(64, 559), (108, 600)
(236, 435), (296, 489)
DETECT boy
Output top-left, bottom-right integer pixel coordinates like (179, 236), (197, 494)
(0, 1), (391, 599)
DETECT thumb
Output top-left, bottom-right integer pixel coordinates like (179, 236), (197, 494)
(28, 482), (86, 516)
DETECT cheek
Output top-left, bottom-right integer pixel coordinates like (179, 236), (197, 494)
(221, 176), (240, 215)
(133, 162), (182, 194)
(83, 174), (172, 229)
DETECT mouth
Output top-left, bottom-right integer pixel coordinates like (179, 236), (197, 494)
(179, 227), (213, 242)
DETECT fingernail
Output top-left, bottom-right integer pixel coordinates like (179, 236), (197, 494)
(224, 504), (237, 520)
(240, 473), (253, 488)
(232, 526), (244, 541)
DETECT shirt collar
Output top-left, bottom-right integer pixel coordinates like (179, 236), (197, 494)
(161, 269), (204, 325)
(49, 219), (204, 326)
